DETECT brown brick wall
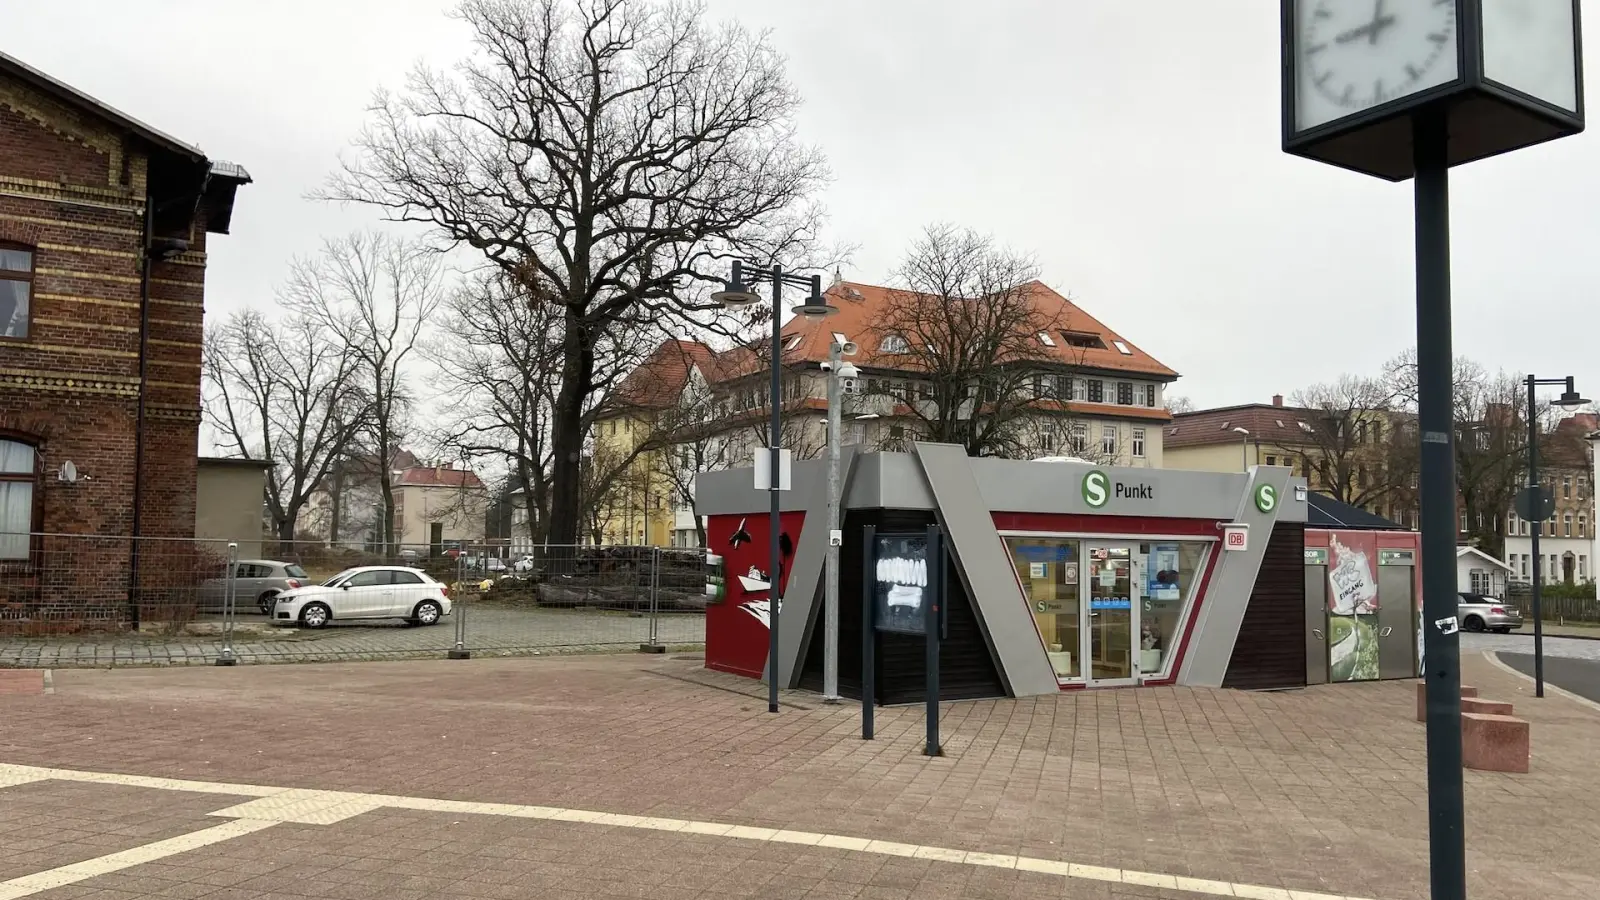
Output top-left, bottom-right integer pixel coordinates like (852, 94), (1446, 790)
(0, 67), (217, 628)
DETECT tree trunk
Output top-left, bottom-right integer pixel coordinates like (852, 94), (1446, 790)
(545, 312), (595, 550)
(328, 466), (344, 546)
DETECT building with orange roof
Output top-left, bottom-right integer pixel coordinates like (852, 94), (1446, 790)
(595, 279), (1182, 547)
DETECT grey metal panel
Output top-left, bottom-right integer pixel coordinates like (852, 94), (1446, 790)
(1177, 467), (1296, 688)
(700, 452), (1309, 522)
(774, 446), (861, 688)
(1377, 565), (1416, 680)
(910, 442), (1060, 698)
(1305, 566), (1328, 685)
(841, 452), (937, 510)
(692, 456), (831, 517)
(971, 459), (1310, 523)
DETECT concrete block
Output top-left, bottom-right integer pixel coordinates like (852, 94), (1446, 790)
(1462, 712), (1530, 774)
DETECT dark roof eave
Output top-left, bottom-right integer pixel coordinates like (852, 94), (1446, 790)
(0, 50), (207, 162)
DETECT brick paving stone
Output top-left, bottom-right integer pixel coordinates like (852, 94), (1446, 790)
(0, 650), (1595, 899)
(0, 780), (253, 881)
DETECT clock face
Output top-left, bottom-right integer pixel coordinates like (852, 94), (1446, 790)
(1294, 0), (1460, 132)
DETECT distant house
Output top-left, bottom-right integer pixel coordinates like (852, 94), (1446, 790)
(391, 463), (489, 550)
(1456, 546), (1512, 598)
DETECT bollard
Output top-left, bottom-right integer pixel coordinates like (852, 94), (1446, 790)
(448, 550), (471, 659)
(215, 542), (240, 667)
(640, 546), (666, 653)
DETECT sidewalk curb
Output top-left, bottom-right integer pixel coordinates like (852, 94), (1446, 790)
(1482, 650), (1600, 715)
(1529, 630), (1600, 643)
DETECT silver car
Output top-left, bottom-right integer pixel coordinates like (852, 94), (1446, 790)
(200, 560), (311, 615)
(1457, 593), (1523, 634)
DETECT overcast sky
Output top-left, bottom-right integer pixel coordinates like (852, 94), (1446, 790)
(9, 0), (1598, 411)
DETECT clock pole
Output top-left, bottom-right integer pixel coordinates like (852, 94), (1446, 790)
(1412, 103), (1467, 900)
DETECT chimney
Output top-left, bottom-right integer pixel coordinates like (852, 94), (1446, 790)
(1272, 394), (1284, 407)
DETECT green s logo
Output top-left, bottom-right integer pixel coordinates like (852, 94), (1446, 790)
(1255, 483), (1278, 513)
(1082, 470), (1110, 509)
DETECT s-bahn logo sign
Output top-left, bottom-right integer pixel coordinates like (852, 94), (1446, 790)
(1255, 483), (1279, 513)
(1081, 469), (1154, 510)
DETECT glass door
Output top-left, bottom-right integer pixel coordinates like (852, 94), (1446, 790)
(1084, 544), (1140, 685)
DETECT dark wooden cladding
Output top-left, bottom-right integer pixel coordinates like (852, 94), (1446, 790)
(799, 509), (1006, 704)
(1223, 522), (1308, 690)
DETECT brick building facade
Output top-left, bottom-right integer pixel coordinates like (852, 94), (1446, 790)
(0, 52), (248, 627)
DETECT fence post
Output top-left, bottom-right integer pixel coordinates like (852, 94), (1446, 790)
(215, 542), (239, 667)
(449, 549), (470, 659)
(640, 546), (665, 653)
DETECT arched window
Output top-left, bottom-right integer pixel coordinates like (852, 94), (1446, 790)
(879, 334), (910, 354)
(0, 244), (34, 340)
(0, 438), (37, 559)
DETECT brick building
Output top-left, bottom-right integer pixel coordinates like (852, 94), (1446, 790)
(0, 52), (248, 625)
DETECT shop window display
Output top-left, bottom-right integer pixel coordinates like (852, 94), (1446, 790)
(1138, 541), (1208, 675)
(1005, 538), (1080, 678)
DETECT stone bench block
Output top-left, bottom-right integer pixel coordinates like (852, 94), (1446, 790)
(1417, 682), (1478, 722)
(1461, 697), (1514, 717)
(1462, 713), (1529, 774)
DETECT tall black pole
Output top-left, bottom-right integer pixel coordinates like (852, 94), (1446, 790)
(1527, 374), (1545, 698)
(1413, 106), (1466, 900)
(768, 265), (783, 714)
(862, 525), (876, 741)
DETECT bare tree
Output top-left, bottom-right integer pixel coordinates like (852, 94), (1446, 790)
(202, 310), (367, 542)
(860, 224), (1074, 458)
(1165, 395), (1197, 415)
(323, 0), (827, 547)
(1277, 376), (1412, 512)
(285, 232), (445, 554)
(1386, 350), (1534, 555)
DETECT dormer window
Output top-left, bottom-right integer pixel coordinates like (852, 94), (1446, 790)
(1059, 331), (1106, 350)
(879, 334), (910, 354)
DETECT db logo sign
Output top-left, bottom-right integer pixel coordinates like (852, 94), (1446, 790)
(1082, 470), (1110, 509)
(1224, 524), (1249, 551)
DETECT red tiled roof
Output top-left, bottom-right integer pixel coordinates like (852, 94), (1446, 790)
(396, 466), (485, 489)
(774, 280), (1177, 379)
(1165, 403), (1317, 450)
(612, 339), (719, 410)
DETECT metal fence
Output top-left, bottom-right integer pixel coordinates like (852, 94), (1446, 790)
(0, 534), (708, 668)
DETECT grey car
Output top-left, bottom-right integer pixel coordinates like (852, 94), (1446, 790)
(199, 560), (311, 615)
(1457, 593), (1522, 634)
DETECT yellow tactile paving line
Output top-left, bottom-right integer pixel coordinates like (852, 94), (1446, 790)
(0, 763), (1375, 900)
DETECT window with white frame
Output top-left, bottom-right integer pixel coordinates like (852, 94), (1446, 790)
(1469, 570), (1488, 594)
(1100, 424), (1117, 457)
(1070, 423), (1088, 454)
(879, 334), (910, 354)
(1565, 513), (1574, 537)
(1580, 515), (1588, 538)
(0, 438), (35, 559)
(1521, 555), (1529, 577)
(1580, 555), (1588, 579)
(1131, 427), (1146, 458)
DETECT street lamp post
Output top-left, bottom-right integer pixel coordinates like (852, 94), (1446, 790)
(1522, 375), (1589, 699)
(713, 262), (838, 714)
(1232, 426), (1250, 472)
(821, 342), (860, 704)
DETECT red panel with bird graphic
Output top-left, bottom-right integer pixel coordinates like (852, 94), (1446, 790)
(703, 511), (807, 679)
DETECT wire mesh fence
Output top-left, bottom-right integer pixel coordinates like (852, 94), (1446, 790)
(0, 534), (708, 667)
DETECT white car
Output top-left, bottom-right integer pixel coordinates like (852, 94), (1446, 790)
(271, 566), (452, 630)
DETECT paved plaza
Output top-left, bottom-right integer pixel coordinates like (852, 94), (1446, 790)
(0, 650), (1597, 899)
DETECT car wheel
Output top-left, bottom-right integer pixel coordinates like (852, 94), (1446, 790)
(300, 603), (332, 630)
(1463, 616), (1485, 633)
(257, 592), (278, 615)
(413, 599), (443, 627)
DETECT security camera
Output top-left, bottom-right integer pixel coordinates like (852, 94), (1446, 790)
(840, 375), (861, 394)
(820, 360), (833, 373)
(837, 362), (860, 379)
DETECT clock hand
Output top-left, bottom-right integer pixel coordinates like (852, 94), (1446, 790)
(1335, 14), (1398, 44)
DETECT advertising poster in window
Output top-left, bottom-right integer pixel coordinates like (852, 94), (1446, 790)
(1145, 543), (1181, 601)
(875, 533), (928, 635)
(1327, 534), (1380, 682)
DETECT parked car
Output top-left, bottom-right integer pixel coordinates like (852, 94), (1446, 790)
(199, 560), (310, 615)
(272, 566), (452, 630)
(1457, 593), (1522, 633)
